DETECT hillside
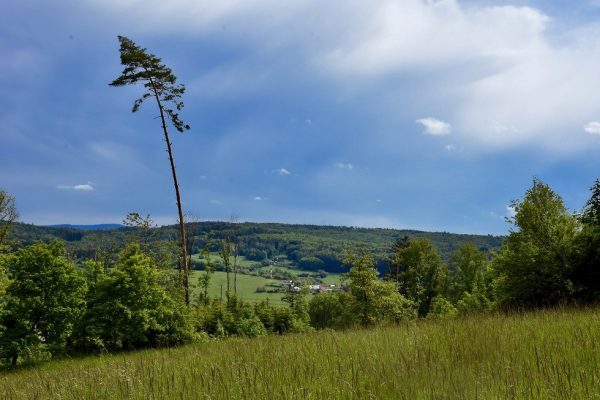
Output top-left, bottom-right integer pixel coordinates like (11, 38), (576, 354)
(7, 221), (502, 271)
(6, 221), (503, 272)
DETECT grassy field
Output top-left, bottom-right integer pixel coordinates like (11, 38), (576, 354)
(190, 270), (344, 304)
(2, 307), (600, 399)
(190, 271), (286, 304)
(190, 252), (344, 304)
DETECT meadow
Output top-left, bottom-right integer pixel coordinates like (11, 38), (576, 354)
(190, 252), (343, 304)
(190, 270), (343, 305)
(2, 307), (599, 399)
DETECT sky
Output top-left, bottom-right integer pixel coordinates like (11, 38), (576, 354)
(2, 0), (600, 235)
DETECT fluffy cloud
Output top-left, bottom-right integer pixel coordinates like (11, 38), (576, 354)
(584, 121), (600, 135)
(57, 183), (94, 191)
(272, 168), (291, 176)
(318, 1), (600, 152)
(335, 163), (354, 170)
(416, 118), (451, 136)
(85, 0), (600, 153)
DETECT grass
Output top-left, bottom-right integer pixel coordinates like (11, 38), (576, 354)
(190, 254), (344, 304)
(2, 307), (600, 399)
(190, 271), (286, 304)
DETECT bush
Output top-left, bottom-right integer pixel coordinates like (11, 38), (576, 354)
(309, 292), (356, 330)
(236, 316), (267, 337)
(427, 296), (458, 319)
(74, 244), (195, 352)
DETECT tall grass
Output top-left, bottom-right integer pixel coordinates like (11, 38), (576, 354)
(2, 307), (599, 399)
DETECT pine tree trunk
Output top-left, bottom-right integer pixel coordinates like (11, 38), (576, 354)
(151, 83), (189, 307)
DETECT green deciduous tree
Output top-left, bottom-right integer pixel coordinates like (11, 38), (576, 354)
(110, 36), (191, 306)
(282, 285), (311, 330)
(493, 179), (578, 308)
(75, 244), (194, 351)
(447, 243), (492, 313)
(389, 238), (445, 316)
(0, 241), (86, 365)
(308, 291), (356, 330)
(344, 251), (415, 326)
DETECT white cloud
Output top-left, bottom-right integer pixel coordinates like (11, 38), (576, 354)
(253, 196), (263, 201)
(416, 118), (451, 136)
(317, 1), (600, 152)
(584, 121), (600, 135)
(444, 144), (457, 152)
(272, 168), (291, 176)
(335, 163), (354, 170)
(57, 183), (94, 191)
(90, 0), (600, 153)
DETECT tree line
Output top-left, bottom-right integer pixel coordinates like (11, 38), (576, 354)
(0, 178), (598, 367)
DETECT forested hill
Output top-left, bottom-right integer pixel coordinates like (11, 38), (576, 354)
(7, 222), (503, 272)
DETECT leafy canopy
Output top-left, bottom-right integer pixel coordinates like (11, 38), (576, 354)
(494, 178), (578, 308)
(0, 241), (86, 365)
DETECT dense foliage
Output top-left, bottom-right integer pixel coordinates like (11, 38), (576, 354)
(6, 221), (503, 273)
(0, 242), (86, 365)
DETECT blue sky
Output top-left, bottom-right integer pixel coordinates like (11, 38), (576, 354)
(2, 0), (600, 234)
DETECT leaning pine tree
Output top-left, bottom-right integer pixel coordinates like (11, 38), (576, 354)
(110, 36), (191, 306)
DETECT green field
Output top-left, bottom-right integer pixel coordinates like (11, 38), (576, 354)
(190, 269), (344, 305)
(2, 307), (599, 399)
(191, 271), (286, 304)
(190, 252), (343, 304)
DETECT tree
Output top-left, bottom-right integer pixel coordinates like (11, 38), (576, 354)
(389, 238), (445, 316)
(219, 239), (232, 300)
(386, 235), (410, 284)
(197, 244), (214, 305)
(227, 215), (240, 296)
(282, 284), (310, 329)
(75, 244), (194, 351)
(493, 179), (578, 308)
(571, 179), (600, 301)
(309, 291), (356, 330)
(122, 212), (156, 252)
(581, 179), (600, 226)
(110, 36), (191, 306)
(298, 256), (325, 271)
(447, 243), (492, 312)
(343, 250), (415, 325)
(0, 189), (18, 247)
(0, 241), (86, 365)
